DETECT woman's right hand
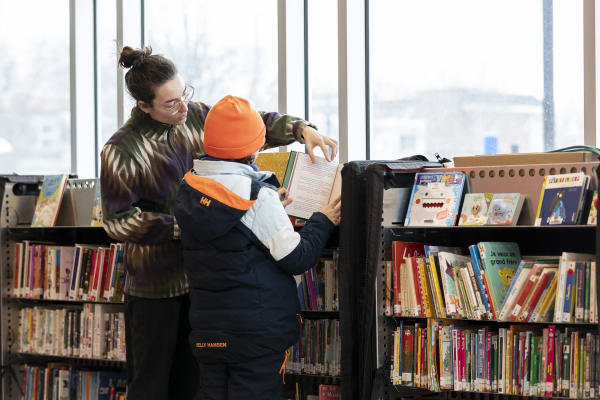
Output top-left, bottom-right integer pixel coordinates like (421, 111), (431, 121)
(320, 195), (341, 226)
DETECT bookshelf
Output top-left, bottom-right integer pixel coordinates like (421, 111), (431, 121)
(365, 160), (600, 400)
(284, 236), (343, 399)
(1, 178), (126, 400)
(1, 178), (344, 400)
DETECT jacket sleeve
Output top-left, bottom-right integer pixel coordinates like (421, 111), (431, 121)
(259, 111), (318, 150)
(100, 143), (176, 244)
(242, 188), (334, 275)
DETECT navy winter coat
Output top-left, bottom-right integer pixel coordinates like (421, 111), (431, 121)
(174, 159), (335, 362)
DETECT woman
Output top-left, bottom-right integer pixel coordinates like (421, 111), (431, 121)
(100, 46), (338, 400)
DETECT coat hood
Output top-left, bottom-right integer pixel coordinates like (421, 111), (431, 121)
(174, 160), (279, 243)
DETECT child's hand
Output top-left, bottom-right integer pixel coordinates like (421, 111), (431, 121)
(320, 195), (341, 226)
(277, 188), (293, 207)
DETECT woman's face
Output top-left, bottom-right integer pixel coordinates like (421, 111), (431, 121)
(139, 73), (190, 125)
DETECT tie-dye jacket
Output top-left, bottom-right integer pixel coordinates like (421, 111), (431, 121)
(100, 102), (312, 298)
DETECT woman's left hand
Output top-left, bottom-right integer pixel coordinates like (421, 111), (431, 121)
(301, 125), (338, 162)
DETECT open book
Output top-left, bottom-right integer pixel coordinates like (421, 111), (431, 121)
(255, 151), (342, 220)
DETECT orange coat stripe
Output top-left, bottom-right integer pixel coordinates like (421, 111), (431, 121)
(184, 172), (256, 211)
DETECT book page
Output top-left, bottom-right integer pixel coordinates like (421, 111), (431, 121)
(285, 153), (338, 220)
(326, 164), (344, 204)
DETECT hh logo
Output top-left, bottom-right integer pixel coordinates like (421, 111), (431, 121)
(196, 342), (228, 348)
(200, 196), (212, 207)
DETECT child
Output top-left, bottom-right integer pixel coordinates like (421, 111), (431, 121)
(174, 95), (341, 400)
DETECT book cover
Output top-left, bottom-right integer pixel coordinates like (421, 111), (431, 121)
(485, 193), (525, 226)
(437, 252), (472, 317)
(587, 191), (597, 225)
(90, 179), (103, 227)
(536, 173), (588, 226)
(459, 193), (493, 226)
(256, 151), (342, 220)
(476, 242), (521, 314)
(424, 245), (461, 318)
(318, 384), (340, 399)
(392, 242), (426, 316)
(254, 151), (293, 187)
(31, 175), (68, 227)
(468, 245), (494, 319)
(404, 172), (467, 227)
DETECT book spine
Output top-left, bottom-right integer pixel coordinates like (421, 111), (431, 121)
(428, 255), (447, 318)
(575, 262), (585, 322)
(519, 271), (553, 322)
(585, 261), (591, 323)
(393, 244), (401, 316)
(384, 261), (392, 316)
(562, 262), (576, 323)
(402, 326), (413, 385)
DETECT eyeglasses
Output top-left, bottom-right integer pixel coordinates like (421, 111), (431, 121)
(162, 85), (194, 115)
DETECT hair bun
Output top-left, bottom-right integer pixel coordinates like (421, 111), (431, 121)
(119, 46), (153, 69)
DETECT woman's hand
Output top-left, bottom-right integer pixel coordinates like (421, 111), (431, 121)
(276, 187), (293, 207)
(301, 125), (338, 162)
(319, 195), (341, 226)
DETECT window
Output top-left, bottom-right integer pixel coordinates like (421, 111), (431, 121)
(307, 0), (339, 146)
(369, 0), (583, 160)
(0, 1), (71, 174)
(146, 0), (278, 112)
(98, 1), (118, 153)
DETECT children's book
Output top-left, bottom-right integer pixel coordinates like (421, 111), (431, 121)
(318, 384), (340, 399)
(485, 193), (525, 226)
(404, 172), (467, 227)
(535, 172), (589, 226)
(31, 175), (68, 227)
(437, 252), (472, 317)
(587, 191), (597, 225)
(459, 193), (493, 226)
(90, 179), (103, 227)
(255, 151), (342, 220)
(476, 242), (521, 314)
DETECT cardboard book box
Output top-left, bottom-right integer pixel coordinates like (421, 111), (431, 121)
(453, 151), (596, 167)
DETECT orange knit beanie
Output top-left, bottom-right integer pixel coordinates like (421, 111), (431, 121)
(203, 95), (266, 159)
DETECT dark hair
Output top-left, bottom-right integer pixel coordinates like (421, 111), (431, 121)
(119, 46), (177, 105)
(234, 154), (257, 165)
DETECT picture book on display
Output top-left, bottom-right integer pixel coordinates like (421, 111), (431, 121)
(485, 193), (525, 226)
(458, 193), (493, 226)
(255, 151), (342, 220)
(31, 175), (69, 227)
(535, 172), (589, 226)
(588, 191), (597, 225)
(404, 172), (467, 227)
(90, 179), (103, 227)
